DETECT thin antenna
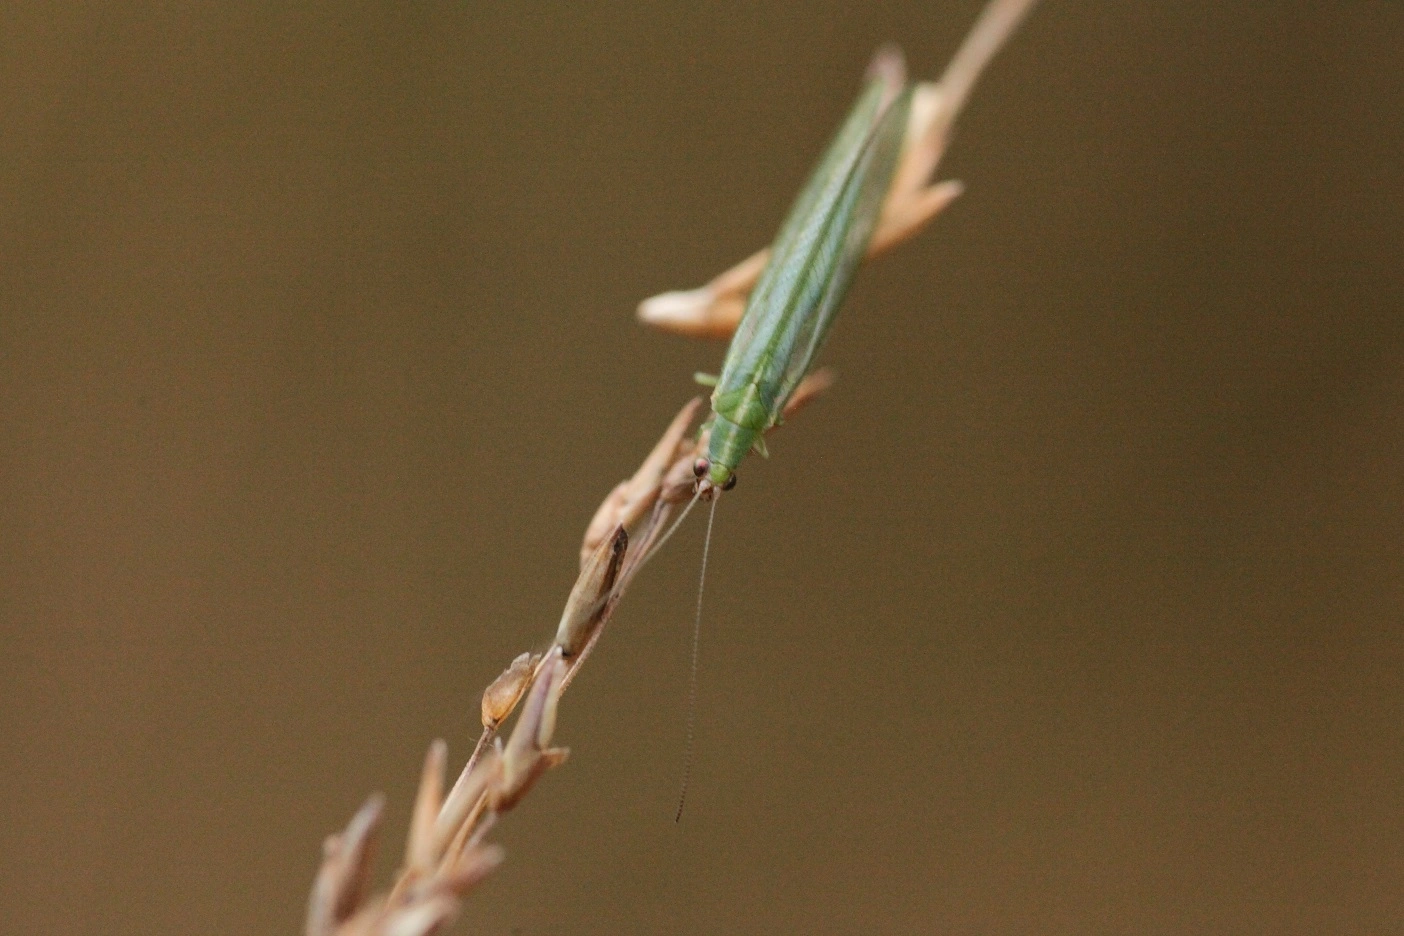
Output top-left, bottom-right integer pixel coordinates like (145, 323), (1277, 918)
(675, 494), (718, 822)
(631, 489), (701, 580)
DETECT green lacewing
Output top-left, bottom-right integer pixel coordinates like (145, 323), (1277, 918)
(696, 49), (914, 493)
(671, 53), (914, 817)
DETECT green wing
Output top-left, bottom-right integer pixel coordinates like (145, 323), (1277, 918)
(771, 84), (912, 407)
(714, 50), (914, 428)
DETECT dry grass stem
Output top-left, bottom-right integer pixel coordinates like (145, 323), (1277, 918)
(306, 3), (1038, 932)
(305, 336), (832, 936)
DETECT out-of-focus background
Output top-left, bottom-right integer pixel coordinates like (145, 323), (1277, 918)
(3, 2), (1402, 933)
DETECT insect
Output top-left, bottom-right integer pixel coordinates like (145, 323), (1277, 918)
(696, 49), (915, 495)
(663, 51), (915, 820)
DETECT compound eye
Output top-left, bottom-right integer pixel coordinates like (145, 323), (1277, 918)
(721, 473), (738, 491)
(693, 458), (710, 479)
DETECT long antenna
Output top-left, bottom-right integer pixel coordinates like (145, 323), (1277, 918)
(632, 489), (701, 580)
(675, 494), (718, 822)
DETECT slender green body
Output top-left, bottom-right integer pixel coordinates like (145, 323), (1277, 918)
(704, 55), (914, 488)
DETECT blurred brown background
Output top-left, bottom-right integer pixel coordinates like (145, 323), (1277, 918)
(3, 2), (1402, 933)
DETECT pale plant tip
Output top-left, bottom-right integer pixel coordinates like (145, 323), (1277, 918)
(406, 740), (447, 873)
(639, 248), (765, 341)
(352, 792), (386, 832)
(638, 287), (746, 340)
(638, 287), (712, 328)
(306, 793), (385, 936)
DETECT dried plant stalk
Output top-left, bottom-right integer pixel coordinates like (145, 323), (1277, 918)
(307, 369), (891, 936)
(305, 4), (1038, 933)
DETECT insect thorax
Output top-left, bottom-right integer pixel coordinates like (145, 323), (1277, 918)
(705, 411), (759, 481)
